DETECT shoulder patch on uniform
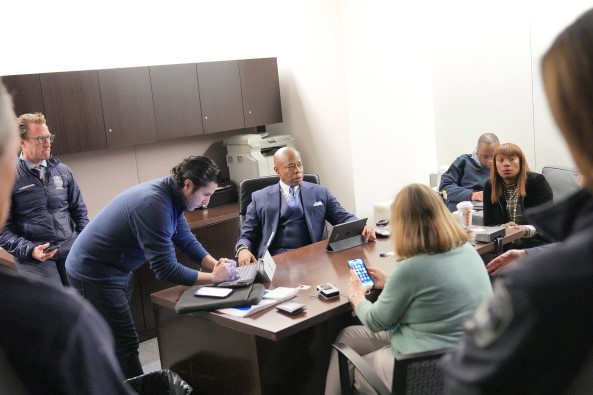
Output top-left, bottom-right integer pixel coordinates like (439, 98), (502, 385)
(464, 281), (513, 348)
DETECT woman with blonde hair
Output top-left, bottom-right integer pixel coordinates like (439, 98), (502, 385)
(325, 183), (492, 394)
(483, 142), (553, 248)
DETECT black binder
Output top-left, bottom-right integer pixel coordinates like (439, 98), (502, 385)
(175, 283), (265, 314)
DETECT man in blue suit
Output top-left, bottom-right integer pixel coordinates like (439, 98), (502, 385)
(235, 147), (375, 265)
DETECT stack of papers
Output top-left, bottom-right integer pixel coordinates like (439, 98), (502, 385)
(217, 287), (299, 318)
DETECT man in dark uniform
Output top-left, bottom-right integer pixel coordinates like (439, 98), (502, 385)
(441, 8), (593, 394)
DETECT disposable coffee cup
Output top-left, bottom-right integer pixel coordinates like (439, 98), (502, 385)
(456, 201), (473, 228)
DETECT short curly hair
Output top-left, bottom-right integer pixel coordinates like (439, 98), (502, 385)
(171, 156), (221, 191)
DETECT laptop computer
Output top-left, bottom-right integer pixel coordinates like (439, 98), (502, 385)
(326, 218), (369, 252)
(217, 232), (276, 288)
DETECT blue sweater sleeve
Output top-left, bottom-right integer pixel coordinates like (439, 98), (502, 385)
(128, 203), (198, 285)
(172, 214), (210, 266)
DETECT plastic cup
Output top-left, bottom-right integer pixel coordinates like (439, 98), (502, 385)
(456, 201), (473, 227)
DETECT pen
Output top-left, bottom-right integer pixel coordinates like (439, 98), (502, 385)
(379, 251), (394, 257)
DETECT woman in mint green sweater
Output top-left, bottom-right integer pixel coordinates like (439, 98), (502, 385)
(325, 184), (492, 394)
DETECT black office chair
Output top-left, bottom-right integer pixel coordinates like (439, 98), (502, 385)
(332, 342), (451, 395)
(238, 173), (321, 226)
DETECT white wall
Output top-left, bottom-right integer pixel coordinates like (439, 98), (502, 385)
(431, 1), (592, 173)
(340, 2), (437, 220)
(530, 1), (593, 170)
(431, 1), (535, 169)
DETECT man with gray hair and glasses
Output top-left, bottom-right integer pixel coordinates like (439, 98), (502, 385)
(0, 112), (89, 286)
(439, 132), (500, 211)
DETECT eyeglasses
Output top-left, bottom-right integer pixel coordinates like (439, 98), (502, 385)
(478, 154), (494, 161)
(23, 134), (55, 144)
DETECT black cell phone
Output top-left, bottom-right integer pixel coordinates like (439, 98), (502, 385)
(347, 258), (375, 288)
(43, 244), (60, 253)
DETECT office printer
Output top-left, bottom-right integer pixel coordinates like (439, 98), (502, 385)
(225, 134), (295, 186)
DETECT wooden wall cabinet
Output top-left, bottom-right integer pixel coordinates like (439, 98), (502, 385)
(150, 63), (204, 140)
(2, 74), (45, 116)
(98, 66), (158, 148)
(2, 57), (282, 155)
(196, 60), (246, 134)
(240, 58), (283, 128)
(40, 70), (107, 155)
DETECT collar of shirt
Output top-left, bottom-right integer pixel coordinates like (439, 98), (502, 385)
(279, 181), (299, 199)
(19, 153), (47, 170)
(470, 150), (483, 168)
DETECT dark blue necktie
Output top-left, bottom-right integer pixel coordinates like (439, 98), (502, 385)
(288, 186), (298, 208)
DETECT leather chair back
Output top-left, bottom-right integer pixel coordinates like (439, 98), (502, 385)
(541, 165), (580, 203)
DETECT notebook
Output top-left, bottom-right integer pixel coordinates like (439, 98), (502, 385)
(326, 218), (369, 252)
(217, 232), (277, 288)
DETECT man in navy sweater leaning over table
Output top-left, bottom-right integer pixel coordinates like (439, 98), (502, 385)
(66, 156), (234, 379)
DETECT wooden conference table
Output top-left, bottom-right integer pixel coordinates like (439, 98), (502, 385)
(151, 226), (522, 395)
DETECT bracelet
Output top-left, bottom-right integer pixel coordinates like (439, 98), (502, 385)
(348, 292), (367, 302)
(235, 245), (248, 258)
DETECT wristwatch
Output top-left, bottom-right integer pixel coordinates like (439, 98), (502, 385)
(235, 244), (249, 258)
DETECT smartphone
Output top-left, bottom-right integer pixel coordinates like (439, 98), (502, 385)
(347, 258), (375, 288)
(43, 243), (60, 253)
(194, 287), (233, 298)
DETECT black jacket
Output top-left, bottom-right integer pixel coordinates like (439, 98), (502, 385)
(0, 157), (88, 263)
(442, 189), (593, 394)
(483, 172), (553, 226)
(483, 172), (553, 248)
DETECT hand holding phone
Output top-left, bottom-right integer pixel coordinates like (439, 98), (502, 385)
(43, 243), (60, 253)
(347, 258), (375, 288)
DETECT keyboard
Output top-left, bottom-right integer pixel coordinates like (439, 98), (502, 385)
(217, 263), (259, 288)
